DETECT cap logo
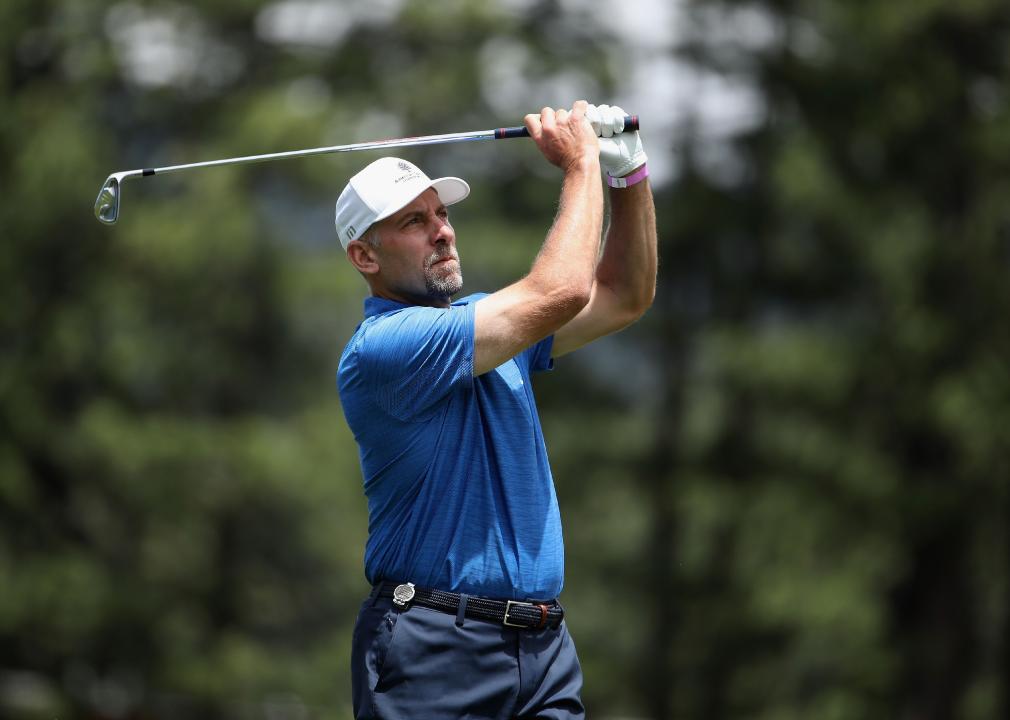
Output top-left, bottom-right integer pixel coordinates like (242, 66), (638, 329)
(392, 160), (422, 185)
(346, 225), (356, 239)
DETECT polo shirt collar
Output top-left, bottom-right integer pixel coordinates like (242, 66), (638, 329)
(363, 294), (475, 318)
(363, 296), (408, 319)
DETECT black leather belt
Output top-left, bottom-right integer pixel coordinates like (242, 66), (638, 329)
(374, 581), (564, 630)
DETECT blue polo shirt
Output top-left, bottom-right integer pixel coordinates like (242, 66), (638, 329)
(337, 293), (563, 600)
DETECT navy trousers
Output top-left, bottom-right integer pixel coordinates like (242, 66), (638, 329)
(351, 595), (585, 719)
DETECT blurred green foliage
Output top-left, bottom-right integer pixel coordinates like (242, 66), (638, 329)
(2, 0), (1009, 719)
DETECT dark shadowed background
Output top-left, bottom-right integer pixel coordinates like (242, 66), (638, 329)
(2, 0), (1009, 718)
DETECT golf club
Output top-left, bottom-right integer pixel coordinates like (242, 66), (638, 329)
(94, 115), (640, 225)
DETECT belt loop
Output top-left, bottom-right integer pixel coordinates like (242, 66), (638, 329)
(368, 582), (383, 607)
(534, 603), (549, 630)
(455, 594), (469, 627)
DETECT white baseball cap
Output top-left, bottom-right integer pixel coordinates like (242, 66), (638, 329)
(334, 157), (470, 249)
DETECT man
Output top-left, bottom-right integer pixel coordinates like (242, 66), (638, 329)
(335, 100), (656, 719)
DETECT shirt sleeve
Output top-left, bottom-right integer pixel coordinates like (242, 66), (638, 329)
(520, 335), (555, 375)
(356, 303), (475, 421)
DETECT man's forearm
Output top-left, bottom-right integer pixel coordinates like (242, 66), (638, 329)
(527, 158), (605, 301)
(597, 180), (658, 314)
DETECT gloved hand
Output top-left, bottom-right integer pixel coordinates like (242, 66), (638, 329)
(586, 104), (647, 179)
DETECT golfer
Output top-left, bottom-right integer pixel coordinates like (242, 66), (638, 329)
(335, 100), (656, 719)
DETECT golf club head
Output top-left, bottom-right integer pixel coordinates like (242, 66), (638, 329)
(94, 173), (125, 224)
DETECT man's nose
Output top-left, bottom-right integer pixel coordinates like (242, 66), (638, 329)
(432, 217), (453, 243)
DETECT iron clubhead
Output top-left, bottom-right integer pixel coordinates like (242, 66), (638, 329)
(94, 174), (124, 224)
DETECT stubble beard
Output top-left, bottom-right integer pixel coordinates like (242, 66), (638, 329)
(424, 248), (463, 300)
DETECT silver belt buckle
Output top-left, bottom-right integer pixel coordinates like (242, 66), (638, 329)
(503, 600), (530, 627)
(392, 582), (415, 608)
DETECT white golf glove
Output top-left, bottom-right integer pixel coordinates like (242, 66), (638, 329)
(586, 104), (647, 179)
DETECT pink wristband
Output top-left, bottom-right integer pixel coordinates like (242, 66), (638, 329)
(607, 163), (649, 189)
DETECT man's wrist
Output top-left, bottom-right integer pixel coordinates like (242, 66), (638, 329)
(564, 153), (601, 176)
(606, 163), (649, 189)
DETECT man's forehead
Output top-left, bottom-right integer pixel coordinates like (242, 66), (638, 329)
(392, 188), (443, 217)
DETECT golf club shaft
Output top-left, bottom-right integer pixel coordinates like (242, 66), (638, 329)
(138, 116), (640, 177)
(95, 114), (639, 224)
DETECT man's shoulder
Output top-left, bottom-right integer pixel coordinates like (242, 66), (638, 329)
(362, 293), (486, 332)
(344, 293), (485, 363)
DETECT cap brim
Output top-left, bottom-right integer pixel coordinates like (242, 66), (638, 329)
(372, 176), (471, 226)
(431, 176), (470, 206)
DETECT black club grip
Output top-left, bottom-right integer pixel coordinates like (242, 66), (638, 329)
(494, 115), (639, 139)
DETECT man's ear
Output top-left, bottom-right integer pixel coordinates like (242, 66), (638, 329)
(346, 240), (380, 275)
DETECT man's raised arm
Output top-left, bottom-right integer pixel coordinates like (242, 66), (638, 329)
(472, 101), (604, 376)
(551, 106), (657, 358)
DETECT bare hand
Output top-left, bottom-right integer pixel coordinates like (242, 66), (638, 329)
(524, 101), (600, 173)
